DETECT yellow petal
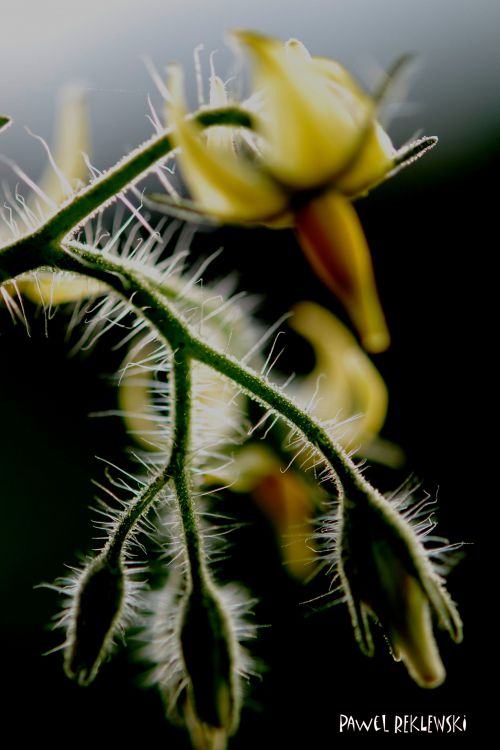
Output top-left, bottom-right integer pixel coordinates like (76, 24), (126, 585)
(337, 122), (396, 197)
(295, 190), (390, 352)
(167, 65), (287, 223)
(118, 346), (163, 452)
(253, 466), (316, 580)
(290, 301), (388, 448)
(35, 85), (90, 207)
(391, 576), (446, 688)
(16, 271), (104, 305)
(310, 58), (395, 195)
(312, 55), (366, 96)
(234, 32), (371, 189)
(204, 443), (278, 492)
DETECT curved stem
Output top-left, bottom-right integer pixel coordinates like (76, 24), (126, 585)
(106, 464), (173, 563)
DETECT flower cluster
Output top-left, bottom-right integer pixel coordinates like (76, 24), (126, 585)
(166, 32), (436, 352)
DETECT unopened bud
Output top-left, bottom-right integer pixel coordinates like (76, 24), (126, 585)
(64, 555), (125, 686)
(180, 586), (237, 731)
(338, 491), (462, 688)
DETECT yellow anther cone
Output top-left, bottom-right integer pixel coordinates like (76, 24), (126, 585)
(295, 190), (390, 352)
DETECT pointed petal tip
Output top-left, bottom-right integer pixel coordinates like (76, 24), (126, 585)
(230, 29), (268, 45)
(396, 624), (447, 689)
(230, 30), (281, 60)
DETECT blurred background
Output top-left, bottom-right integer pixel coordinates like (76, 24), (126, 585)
(0, 0), (496, 745)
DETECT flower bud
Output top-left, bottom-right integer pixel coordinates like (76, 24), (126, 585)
(338, 491), (462, 688)
(180, 586), (238, 731)
(64, 555), (125, 686)
(144, 575), (254, 750)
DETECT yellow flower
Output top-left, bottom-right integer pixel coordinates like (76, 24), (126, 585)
(206, 301), (394, 579)
(166, 33), (436, 352)
(290, 301), (388, 451)
(236, 34), (391, 193)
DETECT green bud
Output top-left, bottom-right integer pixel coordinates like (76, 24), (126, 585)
(180, 586), (237, 731)
(338, 491), (462, 688)
(64, 555), (125, 686)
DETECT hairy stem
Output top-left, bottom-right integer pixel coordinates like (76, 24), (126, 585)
(171, 351), (208, 589)
(37, 108), (253, 242)
(0, 238), (375, 507)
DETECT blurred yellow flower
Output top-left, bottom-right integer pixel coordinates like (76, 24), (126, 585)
(236, 34), (392, 195)
(290, 301), (388, 451)
(166, 33), (435, 352)
(208, 301), (393, 579)
(0, 87), (102, 305)
(211, 442), (319, 580)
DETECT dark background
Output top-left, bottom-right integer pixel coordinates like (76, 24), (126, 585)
(0, 1), (496, 745)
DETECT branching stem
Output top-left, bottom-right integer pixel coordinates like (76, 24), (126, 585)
(0, 236), (375, 509)
(0, 100), (376, 556)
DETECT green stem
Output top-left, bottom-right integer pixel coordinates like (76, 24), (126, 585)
(0, 234), (374, 506)
(171, 351), (207, 589)
(36, 107), (253, 242)
(6, 240), (373, 506)
(186, 336), (363, 497)
(106, 464), (173, 563)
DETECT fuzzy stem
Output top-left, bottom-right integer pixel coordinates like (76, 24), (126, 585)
(0, 238), (375, 508)
(106, 465), (173, 563)
(0, 107), (251, 282)
(170, 351), (208, 589)
(185, 337), (365, 498)
(35, 108), (253, 242)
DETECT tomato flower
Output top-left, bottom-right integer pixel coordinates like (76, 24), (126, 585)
(166, 32), (437, 352)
